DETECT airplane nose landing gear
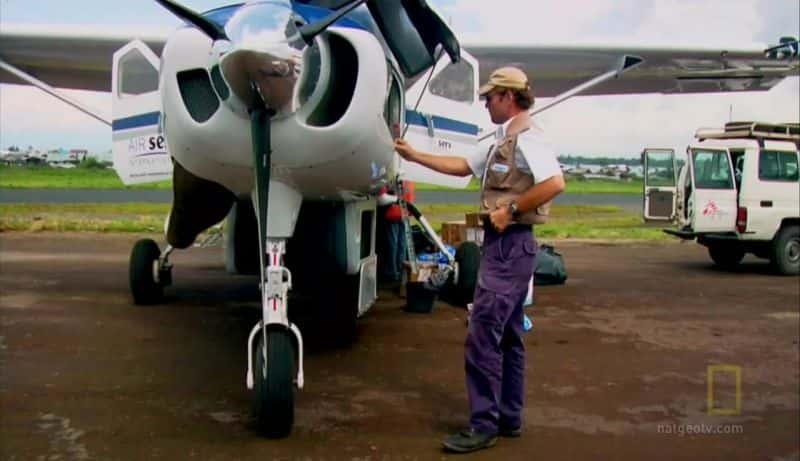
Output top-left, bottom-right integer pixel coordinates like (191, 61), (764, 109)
(245, 104), (304, 438)
(129, 239), (173, 305)
(247, 318), (305, 437)
(251, 327), (296, 438)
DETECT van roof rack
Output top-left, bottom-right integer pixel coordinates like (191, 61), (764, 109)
(695, 121), (800, 144)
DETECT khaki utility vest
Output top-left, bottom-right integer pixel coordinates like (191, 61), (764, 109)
(480, 113), (551, 225)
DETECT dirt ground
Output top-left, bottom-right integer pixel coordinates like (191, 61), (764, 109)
(0, 232), (798, 461)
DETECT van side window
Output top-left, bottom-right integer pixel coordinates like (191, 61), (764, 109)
(759, 150), (800, 182)
(645, 150), (675, 186)
(692, 150), (733, 189)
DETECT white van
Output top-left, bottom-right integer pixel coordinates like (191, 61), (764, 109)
(642, 121), (799, 275)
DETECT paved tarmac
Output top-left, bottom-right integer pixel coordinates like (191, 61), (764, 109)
(0, 188), (643, 212)
(1, 233), (798, 460)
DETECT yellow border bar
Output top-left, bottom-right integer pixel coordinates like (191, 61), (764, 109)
(707, 365), (742, 416)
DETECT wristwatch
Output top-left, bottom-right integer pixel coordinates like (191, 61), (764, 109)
(508, 201), (519, 219)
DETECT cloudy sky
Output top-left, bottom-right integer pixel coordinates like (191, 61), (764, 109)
(1, 0), (798, 157)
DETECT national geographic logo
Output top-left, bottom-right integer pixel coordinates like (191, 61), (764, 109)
(707, 365), (741, 416)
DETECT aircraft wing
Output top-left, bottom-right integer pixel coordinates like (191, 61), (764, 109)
(0, 25), (167, 92)
(2, 24), (797, 98)
(465, 43), (799, 97)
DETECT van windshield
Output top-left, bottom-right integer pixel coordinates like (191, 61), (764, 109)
(691, 149), (733, 189)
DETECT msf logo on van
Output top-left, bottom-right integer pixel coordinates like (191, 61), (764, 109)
(702, 201), (719, 217)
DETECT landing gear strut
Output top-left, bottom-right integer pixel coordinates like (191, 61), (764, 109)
(244, 104), (304, 438)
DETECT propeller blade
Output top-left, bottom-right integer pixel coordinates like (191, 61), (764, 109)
(155, 0), (228, 41)
(764, 36), (798, 59)
(295, 0), (368, 45)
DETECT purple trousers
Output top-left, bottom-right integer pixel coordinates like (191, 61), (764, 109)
(466, 224), (537, 435)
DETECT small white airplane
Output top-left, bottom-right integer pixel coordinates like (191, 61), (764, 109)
(1, 0), (797, 438)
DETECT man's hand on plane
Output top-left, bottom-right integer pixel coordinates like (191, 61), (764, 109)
(394, 139), (417, 162)
(489, 206), (513, 233)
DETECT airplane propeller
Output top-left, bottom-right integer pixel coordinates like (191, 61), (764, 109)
(294, 0), (368, 45)
(764, 37), (799, 59)
(155, 0), (369, 45)
(155, 0), (228, 41)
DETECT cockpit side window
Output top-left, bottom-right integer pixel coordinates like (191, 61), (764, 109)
(117, 49), (159, 98)
(384, 70), (402, 136)
(429, 60), (474, 104)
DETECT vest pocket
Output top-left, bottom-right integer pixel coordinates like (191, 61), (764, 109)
(486, 165), (513, 189)
(485, 138), (516, 189)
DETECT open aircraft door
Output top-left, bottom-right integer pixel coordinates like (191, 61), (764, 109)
(687, 146), (738, 232)
(642, 148), (678, 222)
(111, 40), (172, 185)
(400, 50), (482, 188)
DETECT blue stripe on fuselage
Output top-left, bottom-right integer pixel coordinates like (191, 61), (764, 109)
(112, 112), (161, 132)
(291, 3), (368, 30)
(405, 110), (479, 136)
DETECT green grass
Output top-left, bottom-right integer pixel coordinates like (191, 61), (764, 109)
(563, 177), (642, 194)
(416, 203), (667, 241)
(0, 165), (171, 189)
(2, 166), (642, 194)
(0, 202), (666, 240)
(0, 203), (170, 233)
(415, 176), (642, 194)
(415, 177), (480, 191)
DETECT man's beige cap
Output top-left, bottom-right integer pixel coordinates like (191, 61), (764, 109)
(478, 66), (530, 97)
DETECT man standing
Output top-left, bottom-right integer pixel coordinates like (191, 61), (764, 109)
(376, 183), (409, 285)
(394, 67), (565, 453)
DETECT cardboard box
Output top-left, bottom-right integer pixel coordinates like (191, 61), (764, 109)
(465, 212), (484, 228)
(407, 262), (439, 283)
(440, 221), (466, 245)
(466, 227), (484, 246)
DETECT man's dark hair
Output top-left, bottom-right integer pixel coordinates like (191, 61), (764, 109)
(511, 87), (534, 110)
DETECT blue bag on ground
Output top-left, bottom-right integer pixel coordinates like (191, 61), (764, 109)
(534, 244), (567, 285)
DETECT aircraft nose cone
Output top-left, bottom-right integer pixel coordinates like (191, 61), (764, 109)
(220, 47), (302, 113)
(218, 1), (306, 114)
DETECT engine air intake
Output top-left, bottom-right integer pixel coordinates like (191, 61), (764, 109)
(177, 69), (220, 123)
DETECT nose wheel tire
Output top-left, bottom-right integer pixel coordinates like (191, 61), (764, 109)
(253, 329), (296, 438)
(772, 226), (800, 275)
(129, 239), (163, 305)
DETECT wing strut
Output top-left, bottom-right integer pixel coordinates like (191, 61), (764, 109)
(478, 54), (643, 142)
(0, 59), (111, 126)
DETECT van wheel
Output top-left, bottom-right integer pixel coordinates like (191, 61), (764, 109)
(771, 225), (800, 275)
(708, 244), (744, 269)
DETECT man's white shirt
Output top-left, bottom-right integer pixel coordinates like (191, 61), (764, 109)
(467, 116), (563, 186)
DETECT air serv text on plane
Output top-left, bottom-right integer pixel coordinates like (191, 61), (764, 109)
(128, 135), (166, 154)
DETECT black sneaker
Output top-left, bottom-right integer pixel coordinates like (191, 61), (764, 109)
(498, 425), (522, 438)
(442, 428), (497, 453)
